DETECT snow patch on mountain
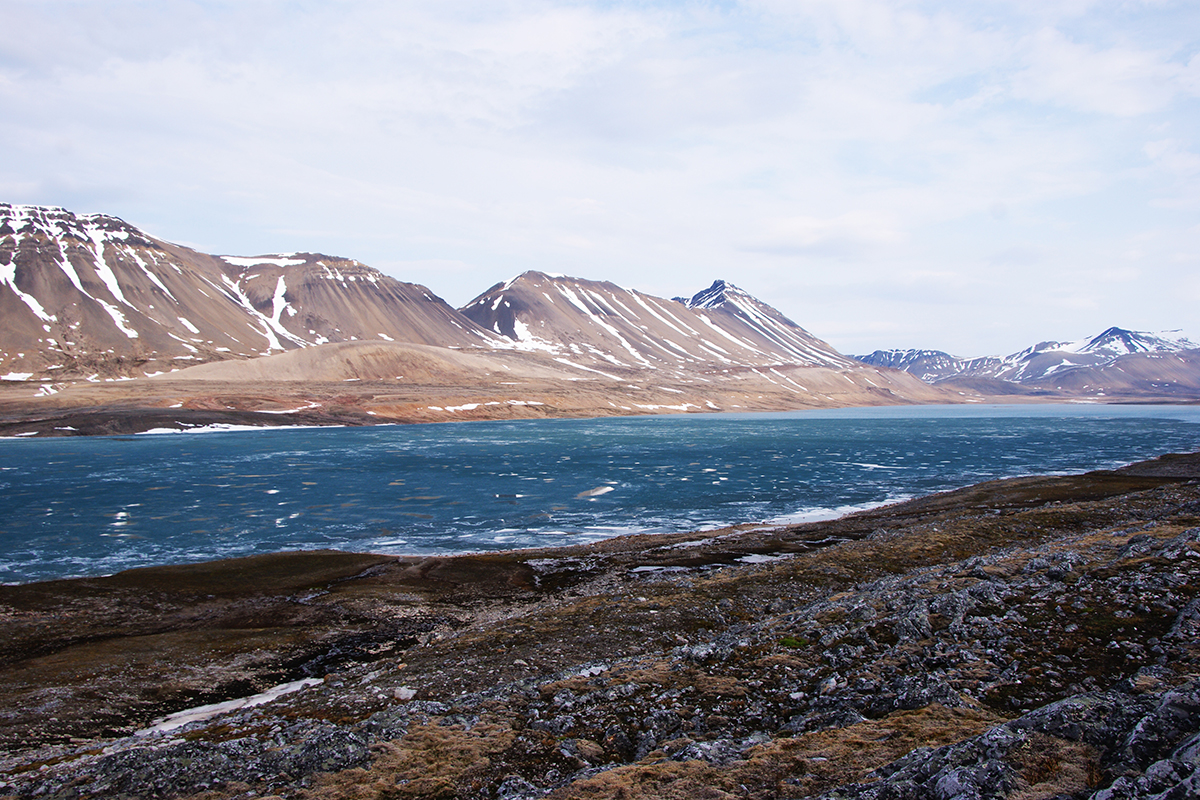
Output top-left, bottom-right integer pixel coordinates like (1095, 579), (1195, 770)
(221, 255), (306, 268)
(857, 326), (1199, 390)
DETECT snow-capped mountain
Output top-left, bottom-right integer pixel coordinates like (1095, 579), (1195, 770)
(844, 350), (1003, 384)
(856, 327), (1200, 399)
(461, 274), (854, 375)
(0, 203), (498, 378)
(1070, 327), (1197, 357)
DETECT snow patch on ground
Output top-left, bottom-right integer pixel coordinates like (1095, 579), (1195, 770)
(137, 678), (323, 736)
(553, 359), (619, 380)
(506, 319), (561, 353)
(259, 402), (323, 415)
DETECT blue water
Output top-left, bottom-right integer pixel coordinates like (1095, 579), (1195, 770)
(1, 404), (1199, 584)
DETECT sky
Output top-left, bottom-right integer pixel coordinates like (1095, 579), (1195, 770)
(2, 1), (1198, 357)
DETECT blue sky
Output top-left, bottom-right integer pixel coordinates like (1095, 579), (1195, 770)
(2, 0), (1197, 355)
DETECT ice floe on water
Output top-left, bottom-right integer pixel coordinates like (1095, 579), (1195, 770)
(576, 485), (616, 498)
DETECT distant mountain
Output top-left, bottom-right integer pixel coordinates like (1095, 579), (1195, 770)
(847, 349), (999, 384)
(0, 204), (498, 379)
(856, 327), (1200, 399)
(461, 274), (854, 375)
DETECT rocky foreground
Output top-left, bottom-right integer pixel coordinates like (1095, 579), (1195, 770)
(2, 453), (1200, 799)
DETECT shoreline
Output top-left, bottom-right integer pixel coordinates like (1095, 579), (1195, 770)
(0, 493), (904, 589)
(2, 450), (1200, 798)
(3, 358), (1197, 439)
(2, 393), (1198, 440)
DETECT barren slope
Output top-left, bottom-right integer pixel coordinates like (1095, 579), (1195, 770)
(0, 338), (955, 436)
(0, 204), (498, 379)
(462, 272), (853, 374)
(1, 204), (960, 435)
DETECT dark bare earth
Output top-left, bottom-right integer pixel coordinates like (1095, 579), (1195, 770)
(2, 453), (1200, 799)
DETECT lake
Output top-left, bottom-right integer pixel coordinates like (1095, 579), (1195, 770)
(2, 403), (1199, 584)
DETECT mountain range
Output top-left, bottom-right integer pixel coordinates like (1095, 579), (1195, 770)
(2, 202), (1196, 437)
(855, 327), (1200, 400)
(0, 204), (948, 435)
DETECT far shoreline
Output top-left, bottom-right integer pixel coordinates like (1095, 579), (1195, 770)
(2, 391), (1199, 440)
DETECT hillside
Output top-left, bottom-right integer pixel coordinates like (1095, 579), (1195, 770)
(0, 204), (499, 380)
(461, 274), (853, 374)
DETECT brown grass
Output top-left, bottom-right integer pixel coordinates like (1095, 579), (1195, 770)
(304, 720), (517, 800)
(1007, 733), (1102, 800)
(538, 704), (1005, 800)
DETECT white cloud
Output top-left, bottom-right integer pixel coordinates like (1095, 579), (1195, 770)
(747, 211), (905, 258)
(1144, 139), (1200, 174)
(1011, 27), (1186, 116)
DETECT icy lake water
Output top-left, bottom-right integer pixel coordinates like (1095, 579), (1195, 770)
(2, 403), (1200, 584)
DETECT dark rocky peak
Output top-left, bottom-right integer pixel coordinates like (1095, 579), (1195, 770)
(682, 279), (747, 310)
(1081, 326), (1193, 355)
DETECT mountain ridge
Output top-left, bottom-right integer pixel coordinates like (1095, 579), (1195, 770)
(459, 271), (854, 377)
(0, 203), (503, 380)
(0, 203), (954, 436)
(2, 205), (859, 382)
(855, 326), (1200, 399)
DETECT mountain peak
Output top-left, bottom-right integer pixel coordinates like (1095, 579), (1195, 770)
(460, 273), (852, 370)
(0, 204), (498, 378)
(860, 325), (1200, 398)
(1076, 326), (1197, 356)
(681, 279), (746, 310)
(1, 203), (147, 243)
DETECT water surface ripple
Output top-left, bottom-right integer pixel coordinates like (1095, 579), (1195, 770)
(2, 404), (1198, 583)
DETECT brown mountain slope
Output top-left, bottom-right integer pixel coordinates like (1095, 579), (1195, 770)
(158, 340), (587, 384)
(0, 339), (954, 436)
(0, 204), (499, 379)
(220, 254), (498, 352)
(461, 272), (854, 374)
(1023, 349), (1200, 399)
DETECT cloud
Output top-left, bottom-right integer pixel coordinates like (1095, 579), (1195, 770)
(1011, 27), (1187, 116)
(1144, 139), (1200, 175)
(745, 212), (905, 259)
